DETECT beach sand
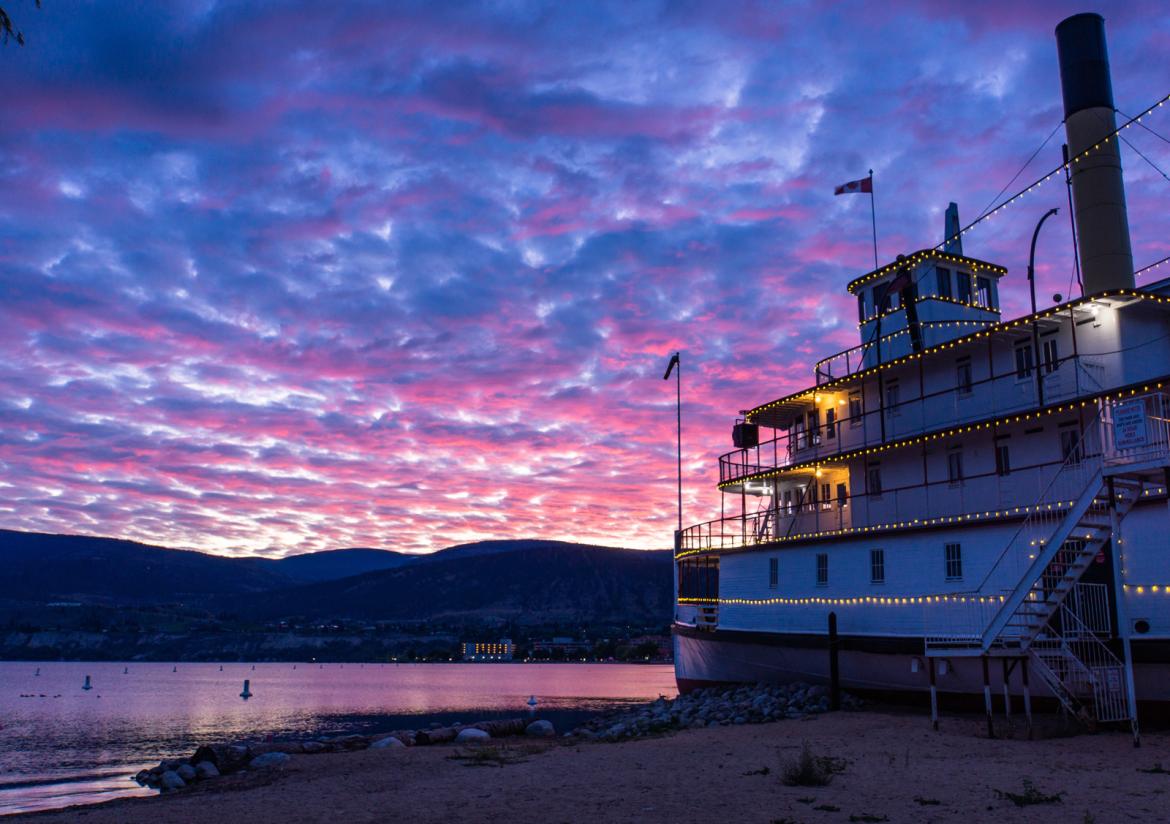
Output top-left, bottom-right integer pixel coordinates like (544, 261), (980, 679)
(19, 710), (1170, 823)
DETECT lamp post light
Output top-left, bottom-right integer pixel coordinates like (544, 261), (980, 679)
(1027, 208), (1060, 407)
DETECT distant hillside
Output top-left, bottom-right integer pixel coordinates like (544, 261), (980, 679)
(272, 548), (417, 583)
(0, 530), (289, 604)
(0, 532), (671, 627)
(243, 542), (673, 625)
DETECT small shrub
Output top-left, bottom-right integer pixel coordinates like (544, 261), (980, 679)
(913, 796), (941, 806)
(780, 742), (845, 787)
(1137, 763), (1170, 775)
(814, 804), (840, 812)
(994, 779), (1064, 807)
(849, 816), (888, 823)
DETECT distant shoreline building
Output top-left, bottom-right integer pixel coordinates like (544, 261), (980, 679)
(461, 639), (514, 662)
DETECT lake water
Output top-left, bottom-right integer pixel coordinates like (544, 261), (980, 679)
(0, 661), (677, 816)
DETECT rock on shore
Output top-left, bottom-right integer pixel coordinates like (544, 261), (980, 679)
(569, 682), (860, 740)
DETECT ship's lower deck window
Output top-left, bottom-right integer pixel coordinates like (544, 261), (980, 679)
(947, 450), (964, 485)
(816, 553), (828, 587)
(955, 358), (973, 395)
(768, 557), (778, 589)
(848, 394), (862, 426)
(678, 557), (719, 600)
(870, 549), (885, 584)
(945, 543), (962, 581)
(1061, 429), (1083, 464)
(996, 444), (1011, 476)
(867, 465), (882, 497)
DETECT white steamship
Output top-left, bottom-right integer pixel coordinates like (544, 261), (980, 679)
(673, 13), (1170, 732)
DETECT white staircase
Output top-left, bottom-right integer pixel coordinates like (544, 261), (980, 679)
(924, 393), (1170, 724)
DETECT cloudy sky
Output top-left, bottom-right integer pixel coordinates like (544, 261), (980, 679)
(2, 1), (1168, 556)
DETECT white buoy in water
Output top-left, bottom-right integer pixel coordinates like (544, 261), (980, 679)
(123, 666), (128, 674)
(173, 665), (177, 673)
(83, 675), (93, 691)
(240, 679), (253, 700)
(34, 667), (40, 677)
(527, 694), (538, 708)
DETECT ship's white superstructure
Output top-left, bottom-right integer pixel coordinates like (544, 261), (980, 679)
(672, 13), (1170, 733)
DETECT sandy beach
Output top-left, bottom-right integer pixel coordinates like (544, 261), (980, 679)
(18, 709), (1170, 824)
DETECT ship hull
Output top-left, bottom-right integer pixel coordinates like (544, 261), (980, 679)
(673, 623), (1170, 710)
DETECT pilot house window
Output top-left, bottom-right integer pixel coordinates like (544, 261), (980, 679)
(936, 267), (952, 299)
(976, 276), (992, 308)
(957, 272), (972, 303)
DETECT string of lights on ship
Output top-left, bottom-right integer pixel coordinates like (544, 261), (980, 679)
(680, 581), (1170, 608)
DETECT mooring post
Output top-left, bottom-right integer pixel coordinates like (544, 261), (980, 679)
(929, 659), (939, 731)
(1001, 659), (1012, 718)
(1021, 657), (1033, 739)
(828, 612), (840, 711)
(982, 656), (994, 738)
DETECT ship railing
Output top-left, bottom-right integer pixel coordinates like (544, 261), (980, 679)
(720, 351), (1109, 486)
(1100, 391), (1170, 470)
(686, 455), (1100, 553)
(922, 582), (1110, 649)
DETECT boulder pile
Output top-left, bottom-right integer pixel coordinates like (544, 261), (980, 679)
(133, 718), (553, 792)
(569, 682), (862, 741)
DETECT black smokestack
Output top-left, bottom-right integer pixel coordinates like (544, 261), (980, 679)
(1056, 13), (1134, 293)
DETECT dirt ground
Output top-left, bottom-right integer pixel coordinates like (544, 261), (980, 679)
(18, 710), (1170, 824)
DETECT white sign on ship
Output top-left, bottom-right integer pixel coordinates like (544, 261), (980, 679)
(1112, 399), (1148, 450)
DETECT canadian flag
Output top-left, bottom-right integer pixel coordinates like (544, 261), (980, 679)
(834, 176), (872, 195)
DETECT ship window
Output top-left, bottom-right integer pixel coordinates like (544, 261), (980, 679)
(794, 417), (806, 449)
(808, 483), (818, 511)
(945, 543), (963, 580)
(821, 482), (832, 510)
(976, 276), (992, 308)
(936, 267), (952, 299)
(807, 409), (820, 445)
(957, 272), (972, 303)
(848, 394), (862, 427)
(1061, 429), (1083, 464)
(768, 557), (778, 589)
(870, 549), (885, 584)
(885, 381), (900, 416)
(836, 482), (848, 508)
(995, 444), (1011, 477)
(947, 450), (964, 485)
(1042, 338), (1059, 374)
(867, 464), (882, 497)
(955, 358), (973, 395)
(816, 553), (828, 587)
(857, 293), (867, 322)
(825, 408), (836, 439)
(1014, 342), (1034, 380)
(783, 489), (793, 515)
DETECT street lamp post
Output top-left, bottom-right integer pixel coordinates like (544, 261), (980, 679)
(663, 352), (682, 541)
(1028, 208), (1060, 407)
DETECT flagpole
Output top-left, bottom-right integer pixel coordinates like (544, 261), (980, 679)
(868, 169), (878, 269)
(663, 353), (683, 535)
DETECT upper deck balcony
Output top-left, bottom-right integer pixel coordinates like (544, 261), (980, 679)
(719, 291), (1162, 490)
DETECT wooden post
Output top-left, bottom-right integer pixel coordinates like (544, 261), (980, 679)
(828, 612), (841, 711)
(929, 658), (939, 731)
(1001, 658), (1012, 718)
(1022, 657), (1033, 739)
(982, 656), (995, 738)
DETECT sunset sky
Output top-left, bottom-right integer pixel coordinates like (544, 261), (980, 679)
(2, 1), (1169, 557)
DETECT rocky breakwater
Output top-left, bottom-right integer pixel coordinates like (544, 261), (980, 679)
(133, 718), (555, 792)
(570, 682), (862, 740)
